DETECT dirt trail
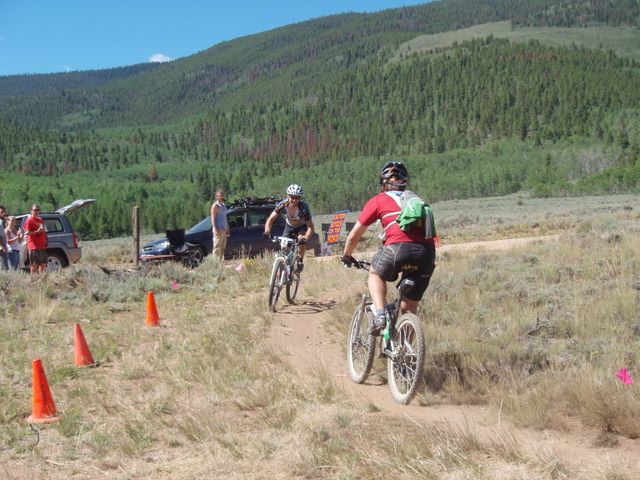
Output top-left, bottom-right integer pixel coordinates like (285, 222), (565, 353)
(267, 235), (640, 478)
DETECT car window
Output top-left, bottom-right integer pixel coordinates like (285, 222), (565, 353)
(246, 211), (269, 226)
(44, 218), (64, 233)
(187, 216), (212, 234)
(227, 213), (245, 229)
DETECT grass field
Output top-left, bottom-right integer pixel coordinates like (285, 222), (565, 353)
(1, 193), (640, 479)
(392, 21), (640, 62)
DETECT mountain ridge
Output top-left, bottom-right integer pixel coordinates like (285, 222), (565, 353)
(0, 0), (638, 241)
(0, 0), (565, 127)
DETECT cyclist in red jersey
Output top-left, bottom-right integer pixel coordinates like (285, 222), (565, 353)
(341, 162), (436, 334)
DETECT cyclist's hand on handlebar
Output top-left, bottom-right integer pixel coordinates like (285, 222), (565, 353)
(263, 231), (270, 239)
(297, 235), (307, 244)
(340, 255), (357, 268)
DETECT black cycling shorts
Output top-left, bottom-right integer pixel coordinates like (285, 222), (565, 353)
(370, 242), (436, 301)
(283, 224), (307, 240)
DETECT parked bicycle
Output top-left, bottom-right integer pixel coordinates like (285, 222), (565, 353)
(267, 236), (304, 312)
(344, 259), (425, 404)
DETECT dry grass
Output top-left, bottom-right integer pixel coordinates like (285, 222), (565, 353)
(1, 193), (639, 478)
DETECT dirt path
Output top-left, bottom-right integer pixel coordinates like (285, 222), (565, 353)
(267, 235), (640, 479)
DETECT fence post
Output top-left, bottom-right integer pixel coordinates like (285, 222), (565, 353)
(132, 206), (140, 267)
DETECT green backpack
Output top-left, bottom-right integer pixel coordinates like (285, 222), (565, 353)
(382, 190), (437, 239)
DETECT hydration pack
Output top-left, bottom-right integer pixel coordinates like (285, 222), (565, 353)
(380, 190), (437, 240)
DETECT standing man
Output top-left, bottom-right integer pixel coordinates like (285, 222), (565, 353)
(23, 204), (48, 273)
(0, 206), (8, 270)
(264, 184), (315, 272)
(210, 190), (229, 261)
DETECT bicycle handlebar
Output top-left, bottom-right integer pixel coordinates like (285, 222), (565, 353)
(341, 256), (370, 270)
(269, 236), (305, 250)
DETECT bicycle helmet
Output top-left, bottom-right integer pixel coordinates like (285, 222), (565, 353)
(286, 184), (304, 196)
(380, 161), (408, 188)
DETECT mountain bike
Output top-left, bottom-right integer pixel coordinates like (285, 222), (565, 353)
(344, 259), (425, 405)
(267, 236), (303, 312)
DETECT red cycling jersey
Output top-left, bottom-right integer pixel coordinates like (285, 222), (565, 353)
(24, 215), (47, 250)
(357, 191), (434, 246)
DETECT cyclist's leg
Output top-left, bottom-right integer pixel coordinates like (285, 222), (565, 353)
(400, 242), (436, 313)
(283, 225), (306, 272)
(401, 297), (420, 314)
(368, 270), (388, 312)
(292, 225), (307, 260)
(369, 244), (402, 331)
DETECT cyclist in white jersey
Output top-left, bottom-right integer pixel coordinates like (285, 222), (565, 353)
(264, 184), (315, 272)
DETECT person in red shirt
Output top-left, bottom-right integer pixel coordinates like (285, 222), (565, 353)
(23, 204), (48, 273)
(341, 162), (436, 334)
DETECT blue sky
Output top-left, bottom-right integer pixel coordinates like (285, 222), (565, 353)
(0, 0), (427, 77)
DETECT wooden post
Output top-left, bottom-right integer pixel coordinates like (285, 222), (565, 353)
(132, 206), (140, 266)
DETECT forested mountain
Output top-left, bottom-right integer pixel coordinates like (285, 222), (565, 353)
(0, 0), (561, 128)
(0, 63), (162, 98)
(0, 0), (639, 240)
(514, 0), (640, 27)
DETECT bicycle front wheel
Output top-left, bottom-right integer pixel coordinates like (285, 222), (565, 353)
(286, 257), (301, 303)
(268, 257), (285, 312)
(346, 304), (376, 384)
(387, 313), (425, 405)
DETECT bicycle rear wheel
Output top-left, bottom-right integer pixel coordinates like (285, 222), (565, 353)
(346, 304), (376, 384)
(387, 313), (425, 405)
(286, 257), (301, 303)
(268, 257), (285, 312)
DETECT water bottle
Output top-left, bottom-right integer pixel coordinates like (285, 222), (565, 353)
(382, 321), (391, 341)
(382, 304), (394, 341)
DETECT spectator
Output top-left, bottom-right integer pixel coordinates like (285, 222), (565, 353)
(210, 190), (229, 261)
(0, 206), (8, 270)
(5, 216), (23, 270)
(23, 204), (48, 273)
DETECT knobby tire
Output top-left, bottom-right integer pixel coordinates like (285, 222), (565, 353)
(387, 313), (425, 405)
(286, 257), (301, 303)
(268, 257), (285, 312)
(346, 304), (376, 384)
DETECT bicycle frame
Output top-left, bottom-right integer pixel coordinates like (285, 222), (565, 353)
(267, 236), (303, 312)
(273, 236), (298, 283)
(345, 258), (425, 404)
(356, 276), (413, 357)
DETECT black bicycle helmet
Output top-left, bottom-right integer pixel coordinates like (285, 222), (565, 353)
(380, 161), (408, 188)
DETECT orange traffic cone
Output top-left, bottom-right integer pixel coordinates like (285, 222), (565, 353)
(146, 290), (160, 327)
(74, 323), (96, 367)
(27, 358), (61, 424)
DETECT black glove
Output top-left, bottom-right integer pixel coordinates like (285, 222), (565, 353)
(263, 232), (270, 239)
(341, 255), (356, 268)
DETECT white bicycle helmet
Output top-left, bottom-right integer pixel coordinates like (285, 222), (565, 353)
(286, 184), (304, 196)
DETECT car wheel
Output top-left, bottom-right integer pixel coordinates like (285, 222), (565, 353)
(46, 252), (68, 272)
(182, 245), (204, 268)
(191, 246), (204, 265)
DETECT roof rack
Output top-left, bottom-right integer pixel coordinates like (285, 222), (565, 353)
(228, 196), (280, 208)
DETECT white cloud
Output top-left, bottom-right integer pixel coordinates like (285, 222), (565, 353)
(148, 53), (172, 63)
